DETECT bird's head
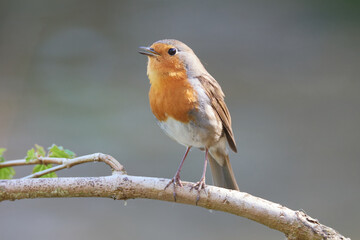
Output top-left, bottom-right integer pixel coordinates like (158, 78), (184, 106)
(139, 39), (206, 81)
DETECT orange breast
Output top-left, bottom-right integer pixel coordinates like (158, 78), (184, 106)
(149, 72), (198, 123)
(146, 43), (199, 123)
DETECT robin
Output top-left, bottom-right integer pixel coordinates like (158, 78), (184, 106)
(139, 39), (239, 197)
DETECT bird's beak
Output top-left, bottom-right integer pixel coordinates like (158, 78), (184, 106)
(138, 46), (160, 57)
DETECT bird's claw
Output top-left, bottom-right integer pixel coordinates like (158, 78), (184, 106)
(190, 177), (206, 205)
(164, 174), (183, 201)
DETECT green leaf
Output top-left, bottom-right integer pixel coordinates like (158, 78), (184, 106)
(32, 164), (57, 178)
(0, 148), (5, 163)
(35, 144), (46, 157)
(64, 149), (76, 158)
(48, 144), (75, 158)
(0, 148), (15, 179)
(0, 166), (15, 179)
(32, 164), (43, 173)
(25, 148), (36, 162)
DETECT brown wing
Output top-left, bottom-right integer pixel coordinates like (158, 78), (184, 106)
(197, 75), (237, 152)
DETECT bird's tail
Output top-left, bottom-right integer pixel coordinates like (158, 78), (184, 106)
(208, 153), (239, 191)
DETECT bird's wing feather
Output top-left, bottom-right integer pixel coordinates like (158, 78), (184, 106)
(197, 75), (237, 152)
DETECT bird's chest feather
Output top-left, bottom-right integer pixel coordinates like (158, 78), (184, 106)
(148, 72), (198, 123)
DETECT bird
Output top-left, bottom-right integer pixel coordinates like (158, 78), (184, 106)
(139, 39), (239, 197)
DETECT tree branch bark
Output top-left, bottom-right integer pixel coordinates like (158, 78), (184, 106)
(0, 154), (350, 240)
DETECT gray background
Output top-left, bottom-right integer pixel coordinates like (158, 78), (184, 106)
(0, 0), (359, 239)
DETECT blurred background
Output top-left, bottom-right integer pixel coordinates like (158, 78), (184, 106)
(0, 0), (359, 239)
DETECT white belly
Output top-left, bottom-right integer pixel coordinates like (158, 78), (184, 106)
(157, 104), (222, 149)
(158, 117), (205, 148)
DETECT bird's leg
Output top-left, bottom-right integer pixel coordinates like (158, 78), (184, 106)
(165, 146), (191, 200)
(191, 148), (208, 203)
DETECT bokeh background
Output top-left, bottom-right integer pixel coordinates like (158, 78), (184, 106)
(0, 0), (359, 239)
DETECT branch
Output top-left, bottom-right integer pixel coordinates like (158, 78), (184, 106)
(0, 153), (125, 178)
(0, 155), (349, 240)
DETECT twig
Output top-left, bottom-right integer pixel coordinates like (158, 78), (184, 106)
(0, 155), (350, 240)
(23, 164), (69, 179)
(0, 153), (125, 178)
(0, 158), (64, 167)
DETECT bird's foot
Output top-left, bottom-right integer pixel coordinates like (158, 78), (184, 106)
(190, 177), (206, 205)
(164, 174), (183, 201)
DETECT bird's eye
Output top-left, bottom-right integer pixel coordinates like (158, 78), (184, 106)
(168, 48), (177, 56)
